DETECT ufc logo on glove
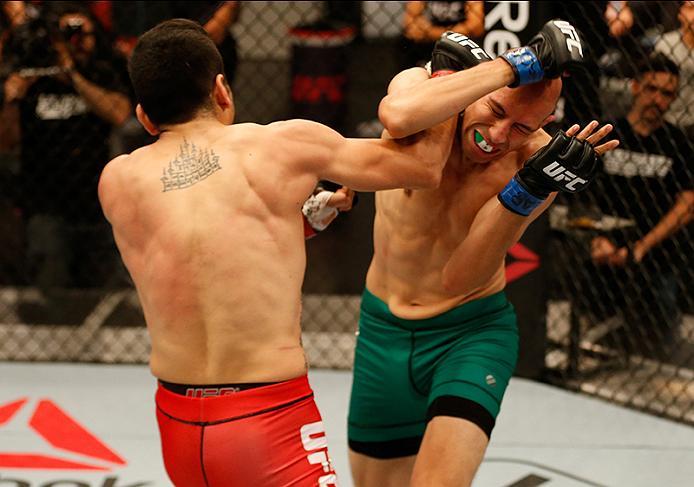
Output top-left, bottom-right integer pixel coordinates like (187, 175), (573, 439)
(543, 162), (587, 192)
(444, 32), (488, 60)
(553, 20), (583, 57)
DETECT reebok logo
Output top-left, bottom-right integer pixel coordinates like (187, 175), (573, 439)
(553, 20), (583, 57)
(0, 397), (126, 471)
(543, 162), (587, 192)
(506, 243), (540, 283)
(444, 32), (489, 60)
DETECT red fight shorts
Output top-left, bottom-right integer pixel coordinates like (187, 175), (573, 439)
(155, 375), (338, 486)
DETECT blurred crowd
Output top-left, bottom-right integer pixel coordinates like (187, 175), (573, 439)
(0, 0), (240, 290)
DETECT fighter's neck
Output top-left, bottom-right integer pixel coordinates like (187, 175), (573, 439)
(158, 117), (226, 137)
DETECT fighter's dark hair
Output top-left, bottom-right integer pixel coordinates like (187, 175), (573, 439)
(129, 18), (224, 126)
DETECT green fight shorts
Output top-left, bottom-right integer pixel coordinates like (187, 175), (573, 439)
(348, 288), (518, 459)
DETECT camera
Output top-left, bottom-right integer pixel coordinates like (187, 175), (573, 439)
(60, 17), (85, 44)
(5, 16), (59, 70)
(2, 12), (89, 79)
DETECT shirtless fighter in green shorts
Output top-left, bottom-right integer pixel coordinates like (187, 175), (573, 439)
(348, 20), (620, 487)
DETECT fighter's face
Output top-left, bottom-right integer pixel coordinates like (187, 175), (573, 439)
(460, 87), (554, 163)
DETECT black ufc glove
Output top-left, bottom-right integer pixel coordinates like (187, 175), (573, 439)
(429, 31), (492, 77)
(500, 19), (586, 87)
(498, 131), (598, 216)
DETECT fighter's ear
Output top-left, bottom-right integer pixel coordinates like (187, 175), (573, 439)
(213, 74), (232, 110)
(136, 104), (160, 136)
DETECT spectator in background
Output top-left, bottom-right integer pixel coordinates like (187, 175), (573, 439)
(191, 1), (240, 85)
(590, 53), (694, 362)
(111, 1), (239, 83)
(0, 0), (31, 284)
(1, 1), (131, 290)
(602, 1), (679, 73)
(599, 1), (680, 121)
(604, 1), (678, 47)
(1, 0), (30, 154)
(401, 1), (484, 69)
(655, 0), (694, 134)
(0, 1), (28, 60)
(110, 1), (240, 155)
(605, 1), (635, 40)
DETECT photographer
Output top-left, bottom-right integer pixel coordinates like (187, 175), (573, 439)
(1, 1), (131, 289)
(0, 1), (30, 285)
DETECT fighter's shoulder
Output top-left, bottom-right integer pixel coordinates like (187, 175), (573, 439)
(264, 119), (339, 144)
(101, 148), (142, 195)
(100, 153), (130, 185)
(98, 153), (132, 213)
(267, 119), (326, 133)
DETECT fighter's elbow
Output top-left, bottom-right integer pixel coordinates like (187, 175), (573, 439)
(378, 97), (415, 139)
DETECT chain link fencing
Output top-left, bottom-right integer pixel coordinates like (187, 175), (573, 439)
(0, 1), (692, 425)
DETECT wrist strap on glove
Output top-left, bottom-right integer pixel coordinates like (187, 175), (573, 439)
(498, 176), (546, 216)
(500, 47), (544, 87)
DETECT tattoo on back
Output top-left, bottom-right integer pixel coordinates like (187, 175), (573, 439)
(161, 138), (222, 192)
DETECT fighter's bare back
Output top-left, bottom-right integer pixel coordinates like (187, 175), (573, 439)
(100, 122), (323, 385)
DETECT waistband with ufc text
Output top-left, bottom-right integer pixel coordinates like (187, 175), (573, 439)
(159, 380), (279, 398)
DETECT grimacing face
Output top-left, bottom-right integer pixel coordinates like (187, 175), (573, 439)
(460, 85), (557, 163)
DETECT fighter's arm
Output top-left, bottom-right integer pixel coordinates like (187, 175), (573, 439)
(381, 19), (589, 139)
(442, 122), (619, 295)
(441, 133), (553, 295)
(442, 185), (555, 295)
(273, 119), (453, 191)
(379, 59), (513, 139)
